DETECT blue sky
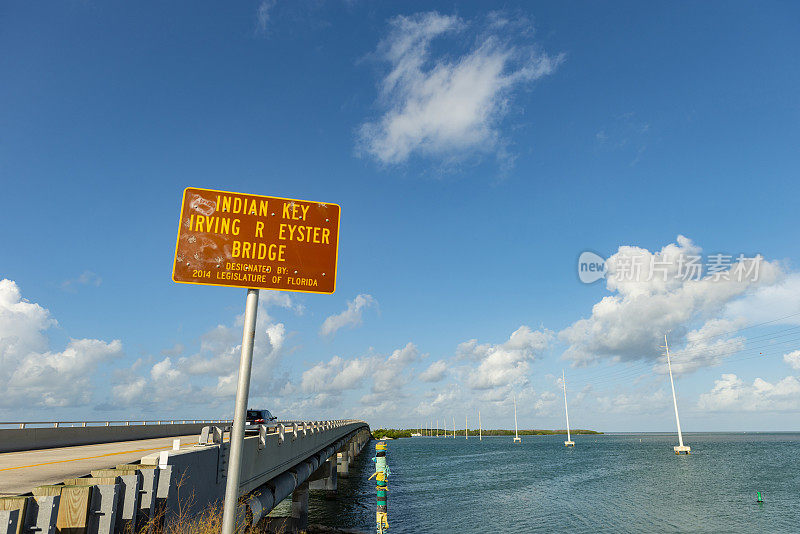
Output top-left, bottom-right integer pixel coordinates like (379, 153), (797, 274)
(1, 1), (799, 431)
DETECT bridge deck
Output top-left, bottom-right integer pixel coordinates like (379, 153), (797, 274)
(0, 434), (201, 496)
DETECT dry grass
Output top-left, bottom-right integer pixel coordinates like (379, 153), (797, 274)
(126, 470), (348, 534)
(133, 475), (298, 534)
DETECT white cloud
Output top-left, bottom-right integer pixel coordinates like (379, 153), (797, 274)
(110, 355), (193, 409)
(413, 386), (461, 417)
(150, 357), (182, 382)
(419, 359), (447, 382)
(698, 373), (800, 412)
(358, 11), (562, 165)
(260, 290), (305, 315)
(107, 297), (294, 409)
(371, 342), (419, 394)
(594, 386), (668, 415)
(0, 279), (122, 409)
(0, 279), (54, 358)
(784, 350), (800, 370)
(301, 355), (371, 394)
(560, 235), (783, 368)
(725, 273), (800, 325)
(461, 326), (551, 390)
(10, 338), (123, 407)
(319, 294), (376, 337)
(533, 391), (557, 414)
(180, 307), (287, 397)
(256, 0), (276, 33)
(112, 377), (147, 406)
(297, 342), (418, 416)
(60, 270), (102, 293)
(574, 384), (593, 405)
(160, 343), (185, 356)
(659, 318), (746, 375)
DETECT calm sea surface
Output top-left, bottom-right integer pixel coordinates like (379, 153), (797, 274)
(300, 433), (800, 533)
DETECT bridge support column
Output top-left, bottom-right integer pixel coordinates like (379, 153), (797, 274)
(336, 450), (349, 478)
(309, 455), (337, 493)
(291, 481), (309, 532)
(348, 441), (357, 466)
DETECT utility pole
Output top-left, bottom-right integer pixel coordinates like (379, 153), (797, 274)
(665, 334), (690, 454)
(562, 369), (574, 447)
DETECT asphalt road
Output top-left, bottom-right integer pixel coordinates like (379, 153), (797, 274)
(0, 434), (201, 495)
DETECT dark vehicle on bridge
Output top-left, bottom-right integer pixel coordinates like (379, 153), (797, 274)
(245, 409), (278, 433)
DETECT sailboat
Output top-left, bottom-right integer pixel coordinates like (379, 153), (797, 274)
(465, 415), (468, 440)
(479, 410), (482, 441)
(562, 370), (575, 447)
(452, 416), (455, 439)
(513, 394), (522, 443)
(665, 334), (690, 454)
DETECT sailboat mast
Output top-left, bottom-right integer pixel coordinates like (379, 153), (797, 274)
(465, 415), (468, 439)
(479, 410), (482, 441)
(452, 416), (455, 438)
(665, 334), (684, 447)
(563, 369), (571, 443)
(514, 395), (519, 439)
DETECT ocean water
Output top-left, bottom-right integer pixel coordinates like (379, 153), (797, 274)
(305, 433), (800, 533)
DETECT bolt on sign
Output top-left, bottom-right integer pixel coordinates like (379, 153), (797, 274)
(172, 187), (340, 294)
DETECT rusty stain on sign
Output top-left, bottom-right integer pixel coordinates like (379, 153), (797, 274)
(172, 187), (340, 294)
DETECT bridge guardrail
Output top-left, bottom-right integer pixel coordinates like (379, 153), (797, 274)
(0, 421), (229, 453)
(0, 419), (232, 429)
(0, 419), (359, 453)
(0, 418), (348, 430)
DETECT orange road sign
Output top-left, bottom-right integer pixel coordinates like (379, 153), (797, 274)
(172, 187), (340, 294)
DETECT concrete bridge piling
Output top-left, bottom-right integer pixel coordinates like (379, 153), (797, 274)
(308, 455), (337, 492)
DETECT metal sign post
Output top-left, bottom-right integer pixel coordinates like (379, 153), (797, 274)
(220, 288), (259, 534)
(172, 187), (340, 534)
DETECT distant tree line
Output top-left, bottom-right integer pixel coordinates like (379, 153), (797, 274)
(372, 428), (602, 439)
(371, 428), (413, 439)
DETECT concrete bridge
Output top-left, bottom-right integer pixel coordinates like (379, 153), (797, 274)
(0, 418), (371, 533)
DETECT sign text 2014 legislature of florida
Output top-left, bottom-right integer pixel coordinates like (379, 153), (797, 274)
(172, 187), (340, 294)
